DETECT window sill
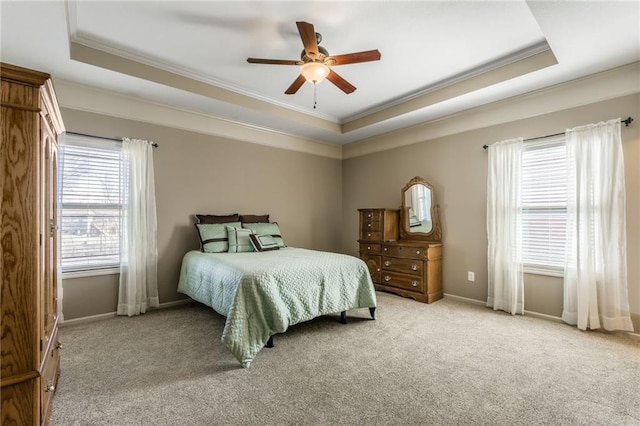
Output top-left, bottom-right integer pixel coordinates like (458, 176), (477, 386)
(62, 267), (120, 279)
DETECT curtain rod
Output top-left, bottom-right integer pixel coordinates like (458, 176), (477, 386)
(482, 116), (634, 150)
(65, 131), (159, 148)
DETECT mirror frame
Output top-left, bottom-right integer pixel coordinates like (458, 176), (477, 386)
(399, 176), (442, 242)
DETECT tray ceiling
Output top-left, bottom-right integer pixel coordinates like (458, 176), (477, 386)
(1, 1), (638, 145)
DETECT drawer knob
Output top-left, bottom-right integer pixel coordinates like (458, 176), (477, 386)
(416, 250), (421, 255)
(46, 383), (55, 392)
(384, 260), (391, 267)
(377, 268), (380, 272)
(411, 265), (418, 271)
(383, 247), (388, 252)
(367, 223), (371, 227)
(367, 213), (371, 218)
(367, 246), (371, 250)
(367, 233), (372, 237)
(411, 280), (418, 287)
(384, 275), (391, 282)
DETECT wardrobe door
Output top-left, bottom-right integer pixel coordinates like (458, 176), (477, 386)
(40, 117), (58, 356)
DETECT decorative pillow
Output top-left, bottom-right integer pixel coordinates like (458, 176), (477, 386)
(239, 214), (270, 223)
(249, 234), (280, 252)
(226, 226), (255, 253)
(196, 213), (240, 224)
(242, 222), (285, 247)
(195, 222), (241, 252)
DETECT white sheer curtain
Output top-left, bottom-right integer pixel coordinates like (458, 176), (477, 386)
(411, 185), (429, 220)
(562, 119), (633, 331)
(117, 138), (159, 316)
(486, 138), (524, 315)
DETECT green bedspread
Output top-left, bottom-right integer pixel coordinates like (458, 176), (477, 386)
(177, 247), (377, 367)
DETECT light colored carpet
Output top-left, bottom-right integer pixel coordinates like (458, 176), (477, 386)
(50, 292), (639, 425)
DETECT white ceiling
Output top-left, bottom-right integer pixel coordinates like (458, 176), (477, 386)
(1, 1), (639, 145)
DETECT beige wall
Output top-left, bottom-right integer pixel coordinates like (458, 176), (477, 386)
(60, 109), (343, 320)
(61, 93), (640, 330)
(342, 94), (640, 331)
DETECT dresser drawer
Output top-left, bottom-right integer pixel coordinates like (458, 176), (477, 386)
(361, 209), (382, 222)
(360, 243), (381, 254)
(380, 272), (424, 293)
(382, 244), (428, 260)
(362, 219), (382, 232)
(382, 256), (423, 276)
(360, 230), (382, 241)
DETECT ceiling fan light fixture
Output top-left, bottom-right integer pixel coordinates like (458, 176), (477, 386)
(301, 62), (330, 83)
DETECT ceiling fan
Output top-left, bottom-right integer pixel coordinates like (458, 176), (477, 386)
(247, 21), (381, 96)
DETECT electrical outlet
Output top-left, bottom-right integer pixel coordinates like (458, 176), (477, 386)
(467, 271), (475, 282)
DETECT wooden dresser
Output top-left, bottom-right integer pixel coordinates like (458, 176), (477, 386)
(360, 239), (443, 303)
(358, 179), (443, 304)
(1, 63), (64, 425)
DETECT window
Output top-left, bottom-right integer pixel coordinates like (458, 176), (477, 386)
(59, 134), (127, 273)
(521, 135), (567, 275)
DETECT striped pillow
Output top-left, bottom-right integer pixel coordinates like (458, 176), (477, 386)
(226, 226), (255, 253)
(195, 222), (241, 253)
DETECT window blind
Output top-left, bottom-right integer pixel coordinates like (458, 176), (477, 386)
(59, 136), (126, 272)
(521, 136), (567, 271)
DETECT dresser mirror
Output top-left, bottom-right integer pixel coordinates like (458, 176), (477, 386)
(400, 176), (442, 241)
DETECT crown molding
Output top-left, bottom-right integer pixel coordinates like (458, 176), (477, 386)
(68, 41), (343, 136)
(65, 0), (340, 127)
(343, 62), (640, 159)
(342, 44), (558, 133)
(53, 78), (343, 160)
(53, 62), (640, 162)
(344, 41), (553, 123)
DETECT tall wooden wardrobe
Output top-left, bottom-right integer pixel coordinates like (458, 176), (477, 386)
(1, 63), (64, 424)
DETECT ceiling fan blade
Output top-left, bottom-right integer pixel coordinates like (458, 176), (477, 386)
(285, 74), (307, 95)
(247, 58), (302, 65)
(326, 49), (382, 66)
(326, 69), (356, 94)
(296, 21), (319, 58)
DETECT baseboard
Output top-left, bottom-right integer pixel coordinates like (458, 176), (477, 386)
(59, 311), (117, 327)
(443, 293), (486, 306)
(624, 332), (640, 340)
(443, 293), (639, 338)
(59, 298), (194, 327)
(523, 310), (563, 323)
(158, 299), (195, 309)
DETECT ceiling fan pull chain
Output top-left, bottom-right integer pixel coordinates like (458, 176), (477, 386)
(313, 82), (318, 109)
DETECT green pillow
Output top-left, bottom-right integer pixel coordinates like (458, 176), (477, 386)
(242, 222), (286, 247)
(226, 226), (255, 253)
(195, 222), (241, 253)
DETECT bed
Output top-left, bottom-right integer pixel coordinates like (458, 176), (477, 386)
(409, 219), (433, 233)
(177, 247), (377, 368)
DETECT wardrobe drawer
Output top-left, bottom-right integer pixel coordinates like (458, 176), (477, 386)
(380, 272), (424, 293)
(382, 256), (423, 276)
(40, 333), (60, 424)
